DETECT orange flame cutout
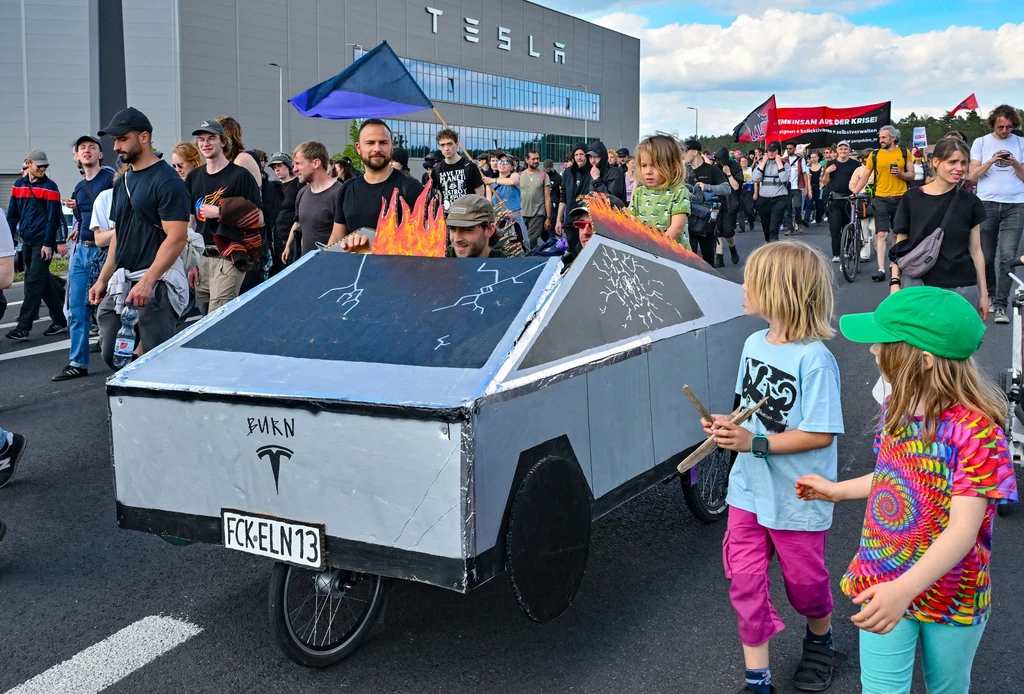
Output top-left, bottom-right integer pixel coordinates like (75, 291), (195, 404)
(371, 180), (447, 257)
(586, 194), (715, 272)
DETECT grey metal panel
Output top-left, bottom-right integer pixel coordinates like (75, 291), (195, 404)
(588, 353), (655, 498)
(704, 315), (762, 415)
(471, 373), (592, 555)
(648, 330), (711, 465)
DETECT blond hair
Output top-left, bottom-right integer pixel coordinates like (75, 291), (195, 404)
(635, 133), (687, 188)
(172, 141), (202, 170)
(878, 341), (1006, 445)
(743, 241), (835, 343)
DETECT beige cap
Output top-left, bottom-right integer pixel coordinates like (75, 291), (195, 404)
(447, 194), (495, 228)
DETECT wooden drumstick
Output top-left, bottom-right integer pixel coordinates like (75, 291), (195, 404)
(677, 396), (768, 475)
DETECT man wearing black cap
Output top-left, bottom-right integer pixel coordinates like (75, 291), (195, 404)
(684, 140), (735, 265)
(51, 135), (117, 380)
(821, 141), (861, 262)
(556, 142), (591, 246)
(89, 106), (190, 368)
(185, 118), (264, 312)
(391, 147), (411, 176)
(616, 148), (630, 168)
(267, 152), (298, 276)
(750, 141), (792, 243)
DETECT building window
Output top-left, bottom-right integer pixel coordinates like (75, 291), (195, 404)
(383, 119), (590, 163)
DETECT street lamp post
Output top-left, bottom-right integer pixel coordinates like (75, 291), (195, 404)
(269, 63), (284, 152)
(686, 106), (698, 140)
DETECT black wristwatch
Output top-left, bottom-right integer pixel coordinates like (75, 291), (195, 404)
(751, 434), (770, 459)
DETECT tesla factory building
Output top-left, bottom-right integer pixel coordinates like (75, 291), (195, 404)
(1, 0), (640, 206)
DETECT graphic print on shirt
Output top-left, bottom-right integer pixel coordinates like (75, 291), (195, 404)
(195, 186), (228, 221)
(438, 169), (467, 212)
(741, 357), (797, 433)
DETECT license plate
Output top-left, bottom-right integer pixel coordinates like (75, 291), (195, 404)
(221, 509), (326, 569)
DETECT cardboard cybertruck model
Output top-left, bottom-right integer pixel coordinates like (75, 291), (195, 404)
(108, 193), (759, 667)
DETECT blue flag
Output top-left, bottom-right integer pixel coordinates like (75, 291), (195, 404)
(289, 42), (433, 119)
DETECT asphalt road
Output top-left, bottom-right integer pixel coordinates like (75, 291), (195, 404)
(1, 228), (1021, 694)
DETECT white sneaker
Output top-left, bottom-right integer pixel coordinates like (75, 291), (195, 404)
(832, 256), (841, 263)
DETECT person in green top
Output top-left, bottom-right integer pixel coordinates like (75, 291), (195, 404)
(628, 134), (692, 250)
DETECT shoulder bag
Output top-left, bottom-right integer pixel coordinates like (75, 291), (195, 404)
(894, 187), (959, 279)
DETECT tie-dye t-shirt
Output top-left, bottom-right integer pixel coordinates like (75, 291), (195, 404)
(841, 405), (1018, 625)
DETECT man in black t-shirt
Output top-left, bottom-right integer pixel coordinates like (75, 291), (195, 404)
(684, 140), (734, 265)
(90, 107), (190, 370)
(434, 128), (485, 214)
(327, 119), (425, 245)
(185, 118), (264, 312)
(268, 152), (299, 276)
(821, 141), (862, 260)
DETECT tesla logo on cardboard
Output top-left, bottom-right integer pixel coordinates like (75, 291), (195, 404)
(256, 445), (293, 494)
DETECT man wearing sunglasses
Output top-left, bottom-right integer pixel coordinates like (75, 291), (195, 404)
(969, 104), (1024, 324)
(5, 150), (68, 341)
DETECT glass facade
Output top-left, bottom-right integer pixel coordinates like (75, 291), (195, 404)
(355, 49), (600, 121)
(386, 120), (586, 164)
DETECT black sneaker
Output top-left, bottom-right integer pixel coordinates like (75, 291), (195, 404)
(5, 328), (29, 341)
(714, 253), (725, 268)
(90, 324), (99, 337)
(793, 639), (847, 692)
(730, 246), (741, 264)
(42, 323), (68, 337)
(0, 433), (27, 489)
(52, 365), (88, 382)
(871, 270), (885, 282)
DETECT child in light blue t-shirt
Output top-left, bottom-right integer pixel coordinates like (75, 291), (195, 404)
(702, 241), (845, 694)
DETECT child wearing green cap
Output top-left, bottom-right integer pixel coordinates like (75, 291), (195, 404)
(796, 286), (1018, 694)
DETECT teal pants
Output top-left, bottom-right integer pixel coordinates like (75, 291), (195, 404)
(859, 616), (988, 694)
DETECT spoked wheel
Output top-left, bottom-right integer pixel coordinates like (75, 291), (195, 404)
(268, 563), (390, 668)
(998, 370), (1019, 518)
(681, 447), (735, 523)
(839, 223), (859, 282)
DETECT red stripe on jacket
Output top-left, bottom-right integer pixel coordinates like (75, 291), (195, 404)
(11, 185), (61, 202)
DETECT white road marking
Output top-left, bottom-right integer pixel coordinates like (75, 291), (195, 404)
(0, 317), (198, 362)
(5, 615), (202, 694)
(6, 301), (22, 309)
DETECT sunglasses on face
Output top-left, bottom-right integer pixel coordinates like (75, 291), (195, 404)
(172, 162), (185, 169)
(573, 220), (593, 231)
(498, 159), (511, 165)
(35, 164), (48, 169)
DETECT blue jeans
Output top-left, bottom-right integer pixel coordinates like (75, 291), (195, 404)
(859, 616), (987, 694)
(980, 201), (1024, 309)
(68, 244), (105, 368)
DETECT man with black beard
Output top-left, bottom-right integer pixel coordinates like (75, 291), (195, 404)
(327, 118), (424, 244)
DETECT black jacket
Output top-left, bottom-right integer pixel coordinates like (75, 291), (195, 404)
(559, 141), (591, 222)
(585, 141), (627, 202)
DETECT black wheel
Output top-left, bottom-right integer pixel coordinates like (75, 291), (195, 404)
(506, 456), (591, 623)
(268, 563), (390, 668)
(681, 447), (734, 523)
(840, 223), (859, 282)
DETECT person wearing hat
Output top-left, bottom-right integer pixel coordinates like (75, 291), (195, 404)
(583, 141), (626, 211)
(89, 106), (191, 369)
(183, 117), (264, 313)
(797, 286), (1016, 694)
(267, 152), (298, 277)
(50, 135), (118, 380)
(615, 148), (630, 169)
(751, 141), (792, 244)
(391, 147), (411, 176)
(560, 193), (626, 267)
(555, 142), (592, 246)
(820, 141), (862, 263)
(683, 139), (735, 265)
(5, 150), (68, 342)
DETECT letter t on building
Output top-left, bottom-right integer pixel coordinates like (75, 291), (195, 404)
(427, 6), (443, 33)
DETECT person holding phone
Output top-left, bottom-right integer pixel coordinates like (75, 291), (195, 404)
(851, 125), (914, 282)
(969, 104), (1024, 324)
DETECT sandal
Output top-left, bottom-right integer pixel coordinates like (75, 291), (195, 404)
(793, 639), (847, 691)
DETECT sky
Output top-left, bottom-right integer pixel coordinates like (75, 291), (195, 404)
(534, 0), (1024, 139)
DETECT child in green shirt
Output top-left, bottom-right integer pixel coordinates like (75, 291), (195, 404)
(629, 134), (692, 250)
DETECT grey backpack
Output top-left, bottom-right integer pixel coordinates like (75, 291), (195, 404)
(896, 188), (959, 279)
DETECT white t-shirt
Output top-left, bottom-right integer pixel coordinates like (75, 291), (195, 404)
(0, 209), (14, 258)
(970, 133), (1024, 203)
(90, 188), (114, 232)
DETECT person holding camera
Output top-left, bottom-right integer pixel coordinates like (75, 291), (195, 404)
(969, 104), (1024, 324)
(750, 141), (791, 244)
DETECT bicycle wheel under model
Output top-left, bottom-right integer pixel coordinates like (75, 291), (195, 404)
(268, 564), (390, 668)
(840, 223), (859, 282)
(681, 447), (734, 523)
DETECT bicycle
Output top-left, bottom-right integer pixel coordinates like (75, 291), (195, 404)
(830, 193), (870, 283)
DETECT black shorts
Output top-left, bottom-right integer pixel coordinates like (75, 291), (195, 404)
(872, 196), (901, 233)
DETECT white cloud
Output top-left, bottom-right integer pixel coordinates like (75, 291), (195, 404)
(591, 9), (1024, 138)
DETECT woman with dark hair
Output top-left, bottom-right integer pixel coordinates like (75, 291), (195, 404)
(215, 115), (262, 185)
(803, 151), (824, 226)
(332, 156), (357, 182)
(890, 137), (988, 319)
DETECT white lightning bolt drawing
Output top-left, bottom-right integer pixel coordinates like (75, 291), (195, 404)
(592, 247), (683, 330)
(318, 255), (367, 316)
(432, 262), (545, 315)
(434, 335), (451, 350)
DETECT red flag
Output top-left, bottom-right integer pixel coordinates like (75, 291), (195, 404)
(733, 95), (779, 144)
(950, 93), (978, 117)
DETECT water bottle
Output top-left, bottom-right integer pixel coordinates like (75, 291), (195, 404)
(113, 305), (139, 368)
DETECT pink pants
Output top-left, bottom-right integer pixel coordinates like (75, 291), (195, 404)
(723, 506), (833, 647)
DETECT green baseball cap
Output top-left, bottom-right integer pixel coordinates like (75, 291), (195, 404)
(839, 286), (985, 360)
